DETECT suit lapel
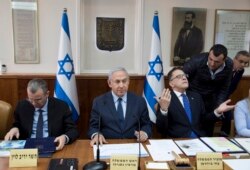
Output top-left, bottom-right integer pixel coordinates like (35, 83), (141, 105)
(105, 92), (123, 130)
(124, 92), (133, 130)
(25, 102), (35, 136)
(47, 98), (54, 136)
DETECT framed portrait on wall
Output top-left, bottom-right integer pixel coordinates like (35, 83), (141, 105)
(214, 9), (250, 59)
(171, 7), (207, 66)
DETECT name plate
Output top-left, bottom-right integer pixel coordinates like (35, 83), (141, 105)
(9, 149), (38, 167)
(110, 155), (138, 170)
(196, 152), (223, 170)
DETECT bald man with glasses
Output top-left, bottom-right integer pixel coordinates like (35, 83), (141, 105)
(155, 67), (234, 138)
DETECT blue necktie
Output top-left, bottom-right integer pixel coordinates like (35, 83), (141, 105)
(181, 94), (196, 138)
(117, 98), (125, 129)
(36, 109), (44, 138)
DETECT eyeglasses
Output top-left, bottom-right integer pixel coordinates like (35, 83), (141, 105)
(170, 73), (188, 81)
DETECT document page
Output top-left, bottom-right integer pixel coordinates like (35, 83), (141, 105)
(223, 159), (250, 170)
(147, 139), (182, 161)
(174, 138), (213, 156)
(234, 138), (250, 153)
(200, 137), (244, 153)
(93, 143), (149, 159)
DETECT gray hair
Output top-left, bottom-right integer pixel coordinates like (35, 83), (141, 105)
(27, 78), (48, 94)
(108, 67), (129, 81)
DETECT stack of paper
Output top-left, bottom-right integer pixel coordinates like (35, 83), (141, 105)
(93, 143), (149, 159)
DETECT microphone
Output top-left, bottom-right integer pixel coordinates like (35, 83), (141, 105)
(83, 109), (107, 170)
(134, 114), (141, 170)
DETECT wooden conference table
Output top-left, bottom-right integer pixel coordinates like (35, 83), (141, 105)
(0, 139), (195, 170)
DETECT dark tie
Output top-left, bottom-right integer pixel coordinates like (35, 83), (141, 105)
(181, 94), (196, 138)
(36, 109), (44, 138)
(117, 98), (125, 129)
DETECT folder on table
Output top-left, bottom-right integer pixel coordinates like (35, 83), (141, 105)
(24, 137), (56, 157)
(200, 137), (245, 153)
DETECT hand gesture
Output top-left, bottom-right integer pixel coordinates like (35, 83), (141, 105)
(154, 88), (171, 111)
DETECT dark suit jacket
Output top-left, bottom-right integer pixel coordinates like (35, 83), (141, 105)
(156, 91), (219, 138)
(12, 97), (79, 143)
(183, 53), (233, 111)
(87, 91), (152, 139)
(228, 69), (244, 97)
(174, 26), (203, 65)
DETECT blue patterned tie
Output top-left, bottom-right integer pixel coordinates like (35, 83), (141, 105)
(36, 109), (44, 138)
(181, 94), (196, 138)
(117, 98), (125, 129)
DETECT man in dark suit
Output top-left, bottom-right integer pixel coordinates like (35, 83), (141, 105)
(4, 78), (79, 150)
(156, 67), (234, 138)
(88, 67), (152, 146)
(221, 50), (250, 136)
(173, 11), (203, 66)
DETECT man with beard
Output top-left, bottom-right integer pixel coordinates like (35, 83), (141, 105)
(173, 11), (203, 66)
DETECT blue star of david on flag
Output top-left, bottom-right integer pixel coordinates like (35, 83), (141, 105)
(58, 54), (75, 80)
(143, 11), (164, 123)
(148, 55), (163, 81)
(54, 9), (79, 122)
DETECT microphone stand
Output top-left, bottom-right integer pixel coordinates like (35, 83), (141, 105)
(138, 130), (141, 170)
(83, 113), (107, 170)
(136, 115), (141, 170)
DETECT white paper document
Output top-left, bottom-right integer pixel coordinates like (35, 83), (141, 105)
(174, 139), (213, 156)
(93, 143), (149, 159)
(223, 159), (250, 170)
(147, 139), (182, 161)
(200, 137), (244, 153)
(234, 138), (250, 153)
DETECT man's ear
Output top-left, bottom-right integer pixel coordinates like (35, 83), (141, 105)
(107, 80), (112, 88)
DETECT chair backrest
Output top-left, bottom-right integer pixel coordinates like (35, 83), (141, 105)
(0, 100), (12, 139)
(230, 119), (236, 137)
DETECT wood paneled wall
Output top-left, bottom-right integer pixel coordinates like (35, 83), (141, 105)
(1, 74), (250, 139)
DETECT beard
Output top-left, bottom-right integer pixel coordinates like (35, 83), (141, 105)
(184, 21), (192, 30)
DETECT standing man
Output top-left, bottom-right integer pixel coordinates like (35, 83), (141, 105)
(4, 78), (79, 150)
(88, 67), (152, 146)
(183, 44), (233, 136)
(220, 50), (250, 136)
(173, 11), (203, 66)
(156, 67), (234, 138)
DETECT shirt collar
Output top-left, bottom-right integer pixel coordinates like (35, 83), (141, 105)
(173, 90), (186, 98)
(111, 91), (127, 103)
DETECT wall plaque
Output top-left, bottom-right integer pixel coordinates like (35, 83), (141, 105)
(11, 0), (39, 64)
(96, 17), (125, 51)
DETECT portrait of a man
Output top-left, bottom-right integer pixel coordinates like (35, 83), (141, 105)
(171, 7), (207, 66)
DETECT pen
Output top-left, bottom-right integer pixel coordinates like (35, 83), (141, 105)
(59, 159), (63, 164)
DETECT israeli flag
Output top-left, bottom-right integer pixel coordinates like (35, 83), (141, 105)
(143, 11), (164, 123)
(54, 9), (79, 121)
